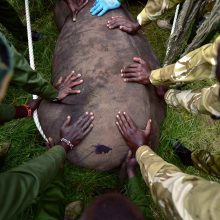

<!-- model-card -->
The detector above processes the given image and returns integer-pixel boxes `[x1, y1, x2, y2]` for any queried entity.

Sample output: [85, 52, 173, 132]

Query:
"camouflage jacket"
[136, 145, 220, 220]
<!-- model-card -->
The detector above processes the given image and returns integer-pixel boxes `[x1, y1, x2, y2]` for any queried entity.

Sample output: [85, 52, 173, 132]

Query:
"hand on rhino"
[26, 98, 42, 116]
[90, 0, 121, 16]
[64, 0, 88, 22]
[47, 112, 94, 153]
[107, 16, 141, 34]
[116, 111, 152, 155]
[55, 71, 83, 101]
[121, 57, 151, 85]
[121, 57, 168, 98]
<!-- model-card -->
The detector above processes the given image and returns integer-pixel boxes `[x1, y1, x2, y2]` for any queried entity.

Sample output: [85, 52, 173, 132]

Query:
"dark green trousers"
[0, 0, 27, 40]
[0, 146, 66, 220]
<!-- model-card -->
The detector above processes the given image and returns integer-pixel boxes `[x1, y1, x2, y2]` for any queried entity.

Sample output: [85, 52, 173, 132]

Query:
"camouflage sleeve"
[150, 35, 220, 86]
[137, 0, 184, 26]
[191, 149, 220, 178]
[136, 145, 220, 220]
[164, 83, 220, 116]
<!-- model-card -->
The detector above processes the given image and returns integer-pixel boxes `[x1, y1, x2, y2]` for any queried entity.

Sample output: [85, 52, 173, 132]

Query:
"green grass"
[1, 0, 220, 219]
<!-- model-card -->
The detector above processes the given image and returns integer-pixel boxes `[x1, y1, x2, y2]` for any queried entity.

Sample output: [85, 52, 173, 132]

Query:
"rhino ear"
[62, 115, 72, 128]
[216, 45, 220, 83]
[54, 0, 71, 31]
[144, 119, 152, 134]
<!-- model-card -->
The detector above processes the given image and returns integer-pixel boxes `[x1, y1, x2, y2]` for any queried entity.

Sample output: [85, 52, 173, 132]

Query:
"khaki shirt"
[137, 0, 185, 26]
[136, 145, 220, 220]
[150, 35, 220, 86]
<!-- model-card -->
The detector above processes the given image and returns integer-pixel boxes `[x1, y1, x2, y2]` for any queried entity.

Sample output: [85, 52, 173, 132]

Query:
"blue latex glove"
[90, 0, 121, 16]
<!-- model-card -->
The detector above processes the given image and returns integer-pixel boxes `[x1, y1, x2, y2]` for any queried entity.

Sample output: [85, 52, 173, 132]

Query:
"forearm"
[150, 36, 220, 86]
[0, 146, 66, 220]
[136, 145, 220, 220]
[137, 0, 184, 26]
[10, 44, 58, 101]
[0, 103, 35, 124]
[136, 146, 181, 188]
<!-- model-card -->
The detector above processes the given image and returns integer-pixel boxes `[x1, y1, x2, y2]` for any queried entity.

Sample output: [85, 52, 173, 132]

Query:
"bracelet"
[60, 138, 74, 150]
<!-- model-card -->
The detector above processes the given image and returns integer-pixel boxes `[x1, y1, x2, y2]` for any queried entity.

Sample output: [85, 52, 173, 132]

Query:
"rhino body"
[38, 1, 165, 171]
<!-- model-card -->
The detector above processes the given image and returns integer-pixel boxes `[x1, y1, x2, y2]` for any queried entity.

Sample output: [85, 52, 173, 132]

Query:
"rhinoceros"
[38, 0, 165, 171]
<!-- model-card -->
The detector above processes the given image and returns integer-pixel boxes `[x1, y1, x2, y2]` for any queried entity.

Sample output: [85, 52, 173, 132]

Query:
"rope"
[165, 4, 180, 58]
[171, 4, 180, 35]
[25, 0, 48, 141]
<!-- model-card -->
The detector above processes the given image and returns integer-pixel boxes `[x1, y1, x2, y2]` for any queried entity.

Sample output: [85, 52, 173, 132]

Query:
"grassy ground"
[1, 0, 220, 219]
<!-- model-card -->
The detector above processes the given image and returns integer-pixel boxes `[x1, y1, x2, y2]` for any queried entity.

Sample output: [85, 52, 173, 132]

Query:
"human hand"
[90, 0, 121, 17]
[126, 151, 138, 178]
[46, 137, 56, 149]
[64, 0, 88, 21]
[14, 98, 42, 119]
[107, 16, 140, 34]
[55, 71, 83, 101]
[116, 111, 152, 155]
[121, 57, 151, 84]
[59, 112, 94, 152]
[26, 98, 42, 115]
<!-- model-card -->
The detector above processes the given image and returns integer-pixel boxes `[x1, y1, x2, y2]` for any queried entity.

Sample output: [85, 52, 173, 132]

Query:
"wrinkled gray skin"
[38, 0, 165, 171]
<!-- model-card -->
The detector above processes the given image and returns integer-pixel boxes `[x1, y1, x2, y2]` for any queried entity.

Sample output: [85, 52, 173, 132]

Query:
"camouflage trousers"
[150, 35, 220, 116]
[150, 36, 220, 177]
[192, 149, 220, 178]
[159, 73, 220, 178]
[165, 83, 220, 116]
[150, 35, 220, 177]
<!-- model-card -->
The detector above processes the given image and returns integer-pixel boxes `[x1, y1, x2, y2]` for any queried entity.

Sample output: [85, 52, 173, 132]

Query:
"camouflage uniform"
[136, 145, 220, 220]
[149, 35, 220, 177]
[137, 0, 185, 26]
[136, 1, 220, 177]
[150, 35, 220, 116]
[191, 150, 220, 178]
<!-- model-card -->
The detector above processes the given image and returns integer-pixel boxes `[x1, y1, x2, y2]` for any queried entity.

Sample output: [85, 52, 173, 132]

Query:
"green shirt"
[0, 32, 58, 123]
[0, 146, 65, 220]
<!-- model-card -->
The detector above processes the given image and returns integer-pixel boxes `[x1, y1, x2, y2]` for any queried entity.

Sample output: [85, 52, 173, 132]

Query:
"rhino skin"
[38, 0, 165, 171]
